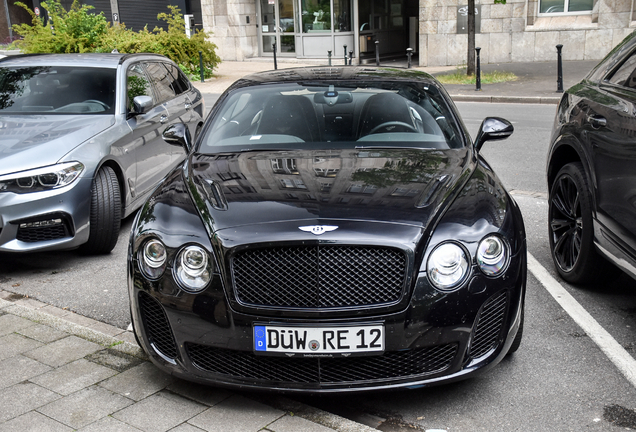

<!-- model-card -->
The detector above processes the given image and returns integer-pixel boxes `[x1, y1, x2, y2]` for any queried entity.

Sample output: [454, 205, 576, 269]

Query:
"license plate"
[254, 324, 384, 356]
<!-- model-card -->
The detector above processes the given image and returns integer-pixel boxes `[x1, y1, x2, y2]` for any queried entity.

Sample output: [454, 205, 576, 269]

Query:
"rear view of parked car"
[0, 53, 204, 254]
[547, 31, 636, 284]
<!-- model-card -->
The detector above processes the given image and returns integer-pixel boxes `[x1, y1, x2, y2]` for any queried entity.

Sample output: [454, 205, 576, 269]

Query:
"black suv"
[547, 32, 636, 284]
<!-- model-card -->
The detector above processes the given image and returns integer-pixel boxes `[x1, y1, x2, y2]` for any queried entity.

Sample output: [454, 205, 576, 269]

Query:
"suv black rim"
[550, 174, 583, 272]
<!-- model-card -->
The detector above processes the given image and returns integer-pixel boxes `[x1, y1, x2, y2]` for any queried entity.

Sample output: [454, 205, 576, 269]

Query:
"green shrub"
[11, 1, 220, 76]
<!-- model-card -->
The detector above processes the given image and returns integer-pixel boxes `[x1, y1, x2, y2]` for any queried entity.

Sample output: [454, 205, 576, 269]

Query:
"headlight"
[427, 242, 469, 290]
[0, 162, 84, 194]
[174, 245, 212, 292]
[139, 239, 167, 279]
[477, 235, 508, 276]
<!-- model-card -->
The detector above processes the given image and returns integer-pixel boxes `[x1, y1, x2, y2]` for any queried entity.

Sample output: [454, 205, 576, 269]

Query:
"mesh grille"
[186, 343, 457, 386]
[469, 290, 508, 359]
[232, 245, 407, 309]
[16, 223, 68, 243]
[139, 291, 179, 360]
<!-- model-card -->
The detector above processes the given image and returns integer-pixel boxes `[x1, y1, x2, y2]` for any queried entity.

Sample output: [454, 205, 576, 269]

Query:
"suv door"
[125, 62, 174, 202]
[586, 50, 636, 254]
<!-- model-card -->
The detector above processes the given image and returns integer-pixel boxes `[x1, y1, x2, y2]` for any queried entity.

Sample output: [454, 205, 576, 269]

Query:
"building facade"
[201, 0, 635, 65]
[2, 0, 633, 65]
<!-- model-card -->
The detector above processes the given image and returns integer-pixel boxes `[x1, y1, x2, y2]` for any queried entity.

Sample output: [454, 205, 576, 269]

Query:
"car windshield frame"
[0, 65, 117, 115]
[198, 80, 466, 154]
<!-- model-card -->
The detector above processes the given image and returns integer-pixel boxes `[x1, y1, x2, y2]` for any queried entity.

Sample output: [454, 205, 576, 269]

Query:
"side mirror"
[132, 95, 153, 115]
[163, 123, 193, 153]
[474, 117, 514, 152]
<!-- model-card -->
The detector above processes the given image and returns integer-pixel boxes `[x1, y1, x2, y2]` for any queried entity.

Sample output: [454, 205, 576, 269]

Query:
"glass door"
[259, 0, 296, 55]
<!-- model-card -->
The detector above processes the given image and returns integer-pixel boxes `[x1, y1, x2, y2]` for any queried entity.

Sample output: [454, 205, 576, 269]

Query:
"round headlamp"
[477, 235, 509, 276]
[427, 242, 469, 290]
[139, 239, 167, 279]
[174, 245, 212, 292]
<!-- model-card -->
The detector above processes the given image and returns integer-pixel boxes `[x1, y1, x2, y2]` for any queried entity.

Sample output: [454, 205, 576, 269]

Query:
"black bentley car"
[128, 67, 527, 392]
[547, 31, 636, 284]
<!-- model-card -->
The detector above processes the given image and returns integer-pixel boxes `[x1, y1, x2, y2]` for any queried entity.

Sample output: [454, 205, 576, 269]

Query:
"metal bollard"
[349, 51, 353, 66]
[328, 50, 332, 66]
[273, 42, 277, 70]
[556, 44, 564, 93]
[475, 47, 482, 91]
[406, 48, 413, 69]
[344, 45, 348, 65]
[199, 51, 204, 83]
[375, 40, 380, 66]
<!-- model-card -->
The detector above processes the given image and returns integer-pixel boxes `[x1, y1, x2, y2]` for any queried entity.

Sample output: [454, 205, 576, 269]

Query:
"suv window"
[145, 62, 177, 104]
[608, 51, 636, 90]
[164, 63, 190, 95]
[127, 63, 153, 112]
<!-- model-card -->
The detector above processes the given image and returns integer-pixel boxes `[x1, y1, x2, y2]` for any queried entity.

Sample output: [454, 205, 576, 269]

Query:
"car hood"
[187, 147, 472, 231]
[0, 115, 114, 174]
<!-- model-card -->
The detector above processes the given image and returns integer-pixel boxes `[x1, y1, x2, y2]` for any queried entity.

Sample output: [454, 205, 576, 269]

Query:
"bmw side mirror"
[132, 95, 153, 115]
[163, 123, 193, 153]
[474, 117, 514, 152]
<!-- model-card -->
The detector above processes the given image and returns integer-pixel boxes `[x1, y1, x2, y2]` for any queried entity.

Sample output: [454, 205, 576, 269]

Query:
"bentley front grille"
[138, 291, 179, 361]
[469, 290, 508, 359]
[232, 245, 407, 309]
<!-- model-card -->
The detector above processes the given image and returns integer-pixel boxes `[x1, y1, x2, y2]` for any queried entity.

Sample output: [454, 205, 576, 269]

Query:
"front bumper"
[129, 244, 526, 393]
[0, 177, 92, 252]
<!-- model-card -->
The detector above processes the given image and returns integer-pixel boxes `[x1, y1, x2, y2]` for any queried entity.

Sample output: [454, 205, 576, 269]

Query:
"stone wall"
[419, 0, 635, 66]
[202, 0, 258, 61]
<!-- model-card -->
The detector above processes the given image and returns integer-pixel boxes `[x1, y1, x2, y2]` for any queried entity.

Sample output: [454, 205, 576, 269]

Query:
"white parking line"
[528, 253, 636, 388]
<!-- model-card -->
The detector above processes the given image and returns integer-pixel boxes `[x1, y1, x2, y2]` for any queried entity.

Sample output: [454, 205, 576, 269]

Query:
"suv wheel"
[81, 166, 121, 254]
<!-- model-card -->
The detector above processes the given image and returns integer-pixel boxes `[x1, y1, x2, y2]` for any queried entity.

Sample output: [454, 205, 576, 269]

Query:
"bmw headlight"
[0, 162, 84, 194]
[477, 235, 508, 276]
[139, 239, 167, 279]
[174, 245, 212, 292]
[427, 242, 469, 290]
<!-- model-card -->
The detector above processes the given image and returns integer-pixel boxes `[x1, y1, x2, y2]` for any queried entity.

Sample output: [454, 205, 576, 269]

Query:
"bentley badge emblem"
[299, 225, 338, 235]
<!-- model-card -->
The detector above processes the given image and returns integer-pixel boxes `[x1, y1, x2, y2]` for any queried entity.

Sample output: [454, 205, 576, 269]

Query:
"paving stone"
[16, 323, 67, 343]
[113, 391, 207, 432]
[188, 395, 285, 432]
[0, 382, 60, 422]
[37, 386, 133, 429]
[30, 359, 117, 395]
[76, 416, 144, 431]
[0, 314, 36, 336]
[85, 348, 144, 373]
[0, 411, 73, 432]
[99, 362, 174, 401]
[167, 379, 232, 407]
[0, 355, 52, 390]
[268, 414, 336, 432]
[0, 333, 43, 360]
[167, 423, 206, 432]
[24, 335, 103, 367]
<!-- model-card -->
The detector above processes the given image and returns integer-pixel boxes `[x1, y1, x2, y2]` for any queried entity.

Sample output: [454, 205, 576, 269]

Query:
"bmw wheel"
[81, 166, 121, 254]
[548, 162, 610, 284]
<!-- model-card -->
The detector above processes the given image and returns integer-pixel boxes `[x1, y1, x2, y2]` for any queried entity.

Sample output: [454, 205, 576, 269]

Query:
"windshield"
[199, 81, 465, 153]
[0, 66, 116, 114]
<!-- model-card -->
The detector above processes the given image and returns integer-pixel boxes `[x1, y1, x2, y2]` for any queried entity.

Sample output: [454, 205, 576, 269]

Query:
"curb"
[450, 94, 561, 104]
[0, 290, 375, 432]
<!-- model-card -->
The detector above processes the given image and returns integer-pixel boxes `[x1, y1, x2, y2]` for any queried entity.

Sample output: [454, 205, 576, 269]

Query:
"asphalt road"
[1, 102, 635, 431]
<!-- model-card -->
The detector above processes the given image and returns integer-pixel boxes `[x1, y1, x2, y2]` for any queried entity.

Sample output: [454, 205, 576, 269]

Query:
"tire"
[507, 305, 523, 355]
[548, 162, 612, 284]
[80, 166, 121, 254]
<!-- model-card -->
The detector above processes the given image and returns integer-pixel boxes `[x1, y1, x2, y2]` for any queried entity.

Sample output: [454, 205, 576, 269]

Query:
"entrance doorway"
[259, 0, 296, 56]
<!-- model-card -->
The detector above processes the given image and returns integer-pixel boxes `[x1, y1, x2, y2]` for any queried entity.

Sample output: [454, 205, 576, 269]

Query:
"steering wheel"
[83, 100, 110, 110]
[368, 121, 417, 135]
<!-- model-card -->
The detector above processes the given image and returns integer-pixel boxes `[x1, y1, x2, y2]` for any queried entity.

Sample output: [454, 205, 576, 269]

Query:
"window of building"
[539, 0, 593, 14]
[301, 0, 351, 32]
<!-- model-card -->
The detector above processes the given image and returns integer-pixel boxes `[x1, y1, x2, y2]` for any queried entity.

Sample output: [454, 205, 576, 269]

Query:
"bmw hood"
[187, 148, 472, 231]
[0, 115, 115, 174]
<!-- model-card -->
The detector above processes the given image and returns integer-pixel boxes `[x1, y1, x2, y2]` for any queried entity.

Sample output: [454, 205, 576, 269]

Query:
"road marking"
[528, 253, 636, 388]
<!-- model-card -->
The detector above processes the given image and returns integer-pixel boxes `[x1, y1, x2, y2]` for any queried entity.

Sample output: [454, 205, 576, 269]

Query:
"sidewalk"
[192, 57, 600, 105]
[0, 290, 376, 432]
